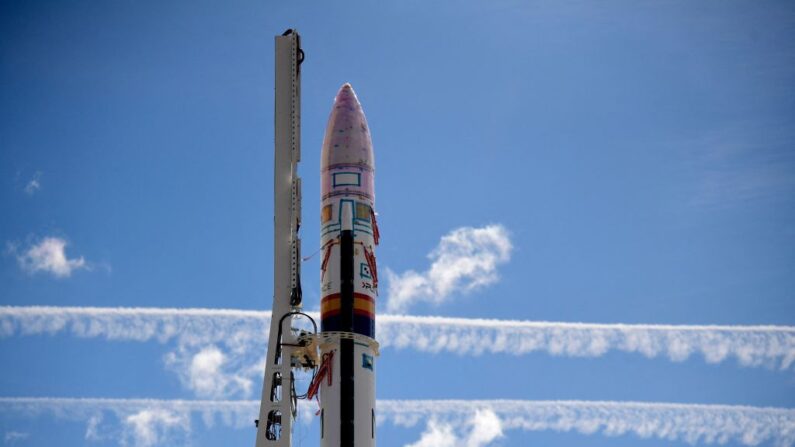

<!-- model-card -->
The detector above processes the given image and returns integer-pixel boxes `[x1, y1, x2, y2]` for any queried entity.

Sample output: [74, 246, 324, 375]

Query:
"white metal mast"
[255, 29, 305, 447]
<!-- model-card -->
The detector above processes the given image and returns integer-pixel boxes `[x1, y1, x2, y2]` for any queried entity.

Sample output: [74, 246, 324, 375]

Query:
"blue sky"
[1, 1, 794, 446]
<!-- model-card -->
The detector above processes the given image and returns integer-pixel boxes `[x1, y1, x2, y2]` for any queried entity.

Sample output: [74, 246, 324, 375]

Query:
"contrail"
[2, 306, 794, 369]
[381, 400, 795, 446]
[1, 397, 793, 446]
[0, 306, 270, 346]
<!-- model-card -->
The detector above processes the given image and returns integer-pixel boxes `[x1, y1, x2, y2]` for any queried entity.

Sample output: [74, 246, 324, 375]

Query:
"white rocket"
[315, 83, 379, 446]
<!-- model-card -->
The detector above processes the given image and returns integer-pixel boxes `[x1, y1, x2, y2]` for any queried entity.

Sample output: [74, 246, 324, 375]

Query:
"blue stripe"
[322, 315, 375, 339]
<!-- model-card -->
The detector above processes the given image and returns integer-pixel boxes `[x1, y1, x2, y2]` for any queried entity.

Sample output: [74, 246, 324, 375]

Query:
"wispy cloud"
[379, 315, 795, 369]
[685, 123, 795, 209]
[0, 306, 269, 343]
[1, 397, 793, 447]
[0, 306, 269, 399]
[386, 225, 512, 313]
[122, 408, 188, 447]
[85, 414, 103, 441]
[23, 171, 42, 196]
[1, 305, 793, 394]
[3, 431, 29, 444]
[8, 237, 88, 278]
[383, 399, 795, 447]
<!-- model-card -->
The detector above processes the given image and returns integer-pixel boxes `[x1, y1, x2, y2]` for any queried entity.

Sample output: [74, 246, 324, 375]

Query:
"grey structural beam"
[255, 29, 303, 447]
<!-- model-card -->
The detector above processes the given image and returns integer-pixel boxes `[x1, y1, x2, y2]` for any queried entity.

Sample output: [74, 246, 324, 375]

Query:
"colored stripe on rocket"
[321, 293, 375, 319]
[321, 315, 375, 338]
[321, 293, 376, 338]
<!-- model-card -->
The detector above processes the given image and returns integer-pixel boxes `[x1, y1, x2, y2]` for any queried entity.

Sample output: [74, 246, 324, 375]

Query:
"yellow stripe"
[321, 296, 341, 315]
[354, 297, 375, 314]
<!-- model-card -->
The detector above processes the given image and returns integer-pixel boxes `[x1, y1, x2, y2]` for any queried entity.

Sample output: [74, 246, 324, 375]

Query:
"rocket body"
[319, 84, 379, 446]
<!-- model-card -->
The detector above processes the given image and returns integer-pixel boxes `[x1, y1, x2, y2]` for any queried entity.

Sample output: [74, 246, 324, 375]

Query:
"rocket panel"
[319, 340, 376, 447]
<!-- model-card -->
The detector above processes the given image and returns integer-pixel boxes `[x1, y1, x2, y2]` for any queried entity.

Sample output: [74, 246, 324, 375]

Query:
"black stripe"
[340, 231, 354, 332]
[340, 230, 355, 446]
[340, 338, 354, 445]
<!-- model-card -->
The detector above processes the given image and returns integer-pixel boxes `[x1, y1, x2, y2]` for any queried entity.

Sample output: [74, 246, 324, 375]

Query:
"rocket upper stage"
[321, 84, 375, 207]
[319, 83, 379, 339]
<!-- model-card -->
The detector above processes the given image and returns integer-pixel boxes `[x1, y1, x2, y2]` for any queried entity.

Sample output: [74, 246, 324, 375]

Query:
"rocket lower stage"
[317, 83, 379, 447]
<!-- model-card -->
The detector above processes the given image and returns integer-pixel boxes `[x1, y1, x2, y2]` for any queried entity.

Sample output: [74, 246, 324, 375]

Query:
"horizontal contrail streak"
[2, 306, 794, 368]
[1, 397, 793, 446]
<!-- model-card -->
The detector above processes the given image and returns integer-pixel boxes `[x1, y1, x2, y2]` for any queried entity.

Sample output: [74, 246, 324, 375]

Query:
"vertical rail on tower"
[255, 29, 303, 447]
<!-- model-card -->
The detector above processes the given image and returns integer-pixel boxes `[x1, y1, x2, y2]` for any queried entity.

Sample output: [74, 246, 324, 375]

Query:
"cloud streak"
[2, 306, 793, 372]
[385, 225, 512, 313]
[0, 306, 271, 399]
[384, 399, 795, 447]
[3, 431, 29, 444]
[1, 397, 793, 447]
[379, 314, 795, 369]
[685, 123, 795, 209]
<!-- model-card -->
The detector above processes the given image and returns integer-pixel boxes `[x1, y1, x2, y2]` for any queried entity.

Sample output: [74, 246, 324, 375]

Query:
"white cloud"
[12, 237, 88, 278]
[386, 225, 512, 313]
[188, 346, 227, 396]
[122, 408, 188, 447]
[405, 418, 457, 447]
[85, 414, 103, 441]
[466, 409, 503, 447]
[1, 397, 793, 447]
[3, 431, 29, 444]
[165, 345, 253, 399]
[406, 409, 503, 447]
[23, 172, 41, 196]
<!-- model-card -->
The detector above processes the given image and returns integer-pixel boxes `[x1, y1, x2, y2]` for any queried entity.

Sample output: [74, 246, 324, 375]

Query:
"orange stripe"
[354, 293, 375, 304]
[321, 293, 341, 302]
[354, 298, 375, 315]
[321, 296, 340, 316]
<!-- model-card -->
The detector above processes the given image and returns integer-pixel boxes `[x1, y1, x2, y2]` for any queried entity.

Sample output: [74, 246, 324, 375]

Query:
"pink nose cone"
[321, 83, 374, 171]
[334, 82, 356, 105]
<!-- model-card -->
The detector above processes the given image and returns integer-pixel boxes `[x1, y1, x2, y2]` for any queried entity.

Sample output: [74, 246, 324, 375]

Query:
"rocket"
[315, 83, 379, 446]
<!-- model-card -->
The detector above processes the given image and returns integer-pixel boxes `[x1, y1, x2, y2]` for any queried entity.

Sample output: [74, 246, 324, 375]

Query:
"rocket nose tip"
[335, 83, 359, 104]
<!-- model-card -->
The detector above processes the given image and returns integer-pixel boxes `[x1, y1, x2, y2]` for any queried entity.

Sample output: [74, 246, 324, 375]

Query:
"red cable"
[306, 350, 334, 402]
[320, 240, 335, 280]
[370, 210, 380, 245]
[364, 248, 378, 290]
